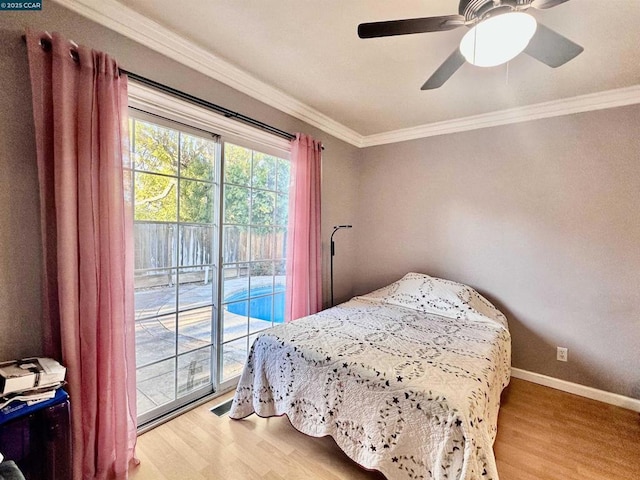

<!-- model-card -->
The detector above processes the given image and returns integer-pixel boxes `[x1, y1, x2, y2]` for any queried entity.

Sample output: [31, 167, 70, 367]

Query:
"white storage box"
[0, 358, 66, 396]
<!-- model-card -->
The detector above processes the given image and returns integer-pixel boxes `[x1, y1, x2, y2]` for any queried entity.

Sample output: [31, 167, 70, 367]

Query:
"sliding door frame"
[128, 81, 292, 425]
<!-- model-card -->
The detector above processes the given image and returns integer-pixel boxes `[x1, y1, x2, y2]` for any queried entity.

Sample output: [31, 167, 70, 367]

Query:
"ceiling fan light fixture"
[459, 12, 538, 67]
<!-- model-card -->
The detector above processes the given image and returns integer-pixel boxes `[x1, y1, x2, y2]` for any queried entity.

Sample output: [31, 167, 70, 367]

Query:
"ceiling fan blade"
[421, 49, 466, 90]
[531, 0, 570, 9]
[358, 15, 465, 38]
[524, 23, 584, 68]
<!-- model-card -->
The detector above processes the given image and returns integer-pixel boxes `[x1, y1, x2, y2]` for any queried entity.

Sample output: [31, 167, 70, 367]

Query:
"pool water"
[225, 285, 285, 323]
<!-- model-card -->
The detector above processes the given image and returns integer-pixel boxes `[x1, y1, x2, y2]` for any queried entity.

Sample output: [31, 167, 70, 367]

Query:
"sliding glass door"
[220, 143, 290, 388]
[129, 109, 290, 424]
[130, 112, 221, 424]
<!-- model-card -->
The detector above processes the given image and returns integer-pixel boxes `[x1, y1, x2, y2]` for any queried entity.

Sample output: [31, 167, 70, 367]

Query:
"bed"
[229, 272, 511, 480]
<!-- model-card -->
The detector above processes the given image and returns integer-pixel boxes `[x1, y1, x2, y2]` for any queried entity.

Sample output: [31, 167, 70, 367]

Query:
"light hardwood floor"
[130, 378, 640, 479]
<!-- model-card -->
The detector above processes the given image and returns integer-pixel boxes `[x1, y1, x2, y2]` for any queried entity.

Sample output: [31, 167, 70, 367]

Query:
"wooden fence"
[134, 222, 287, 288]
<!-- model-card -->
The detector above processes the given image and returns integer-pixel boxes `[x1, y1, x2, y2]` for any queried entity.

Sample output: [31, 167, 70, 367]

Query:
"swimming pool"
[225, 285, 285, 323]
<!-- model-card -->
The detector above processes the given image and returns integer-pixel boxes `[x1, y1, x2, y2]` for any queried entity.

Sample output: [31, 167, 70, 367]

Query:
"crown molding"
[362, 84, 640, 147]
[51, 0, 364, 147]
[52, 1, 640, 150]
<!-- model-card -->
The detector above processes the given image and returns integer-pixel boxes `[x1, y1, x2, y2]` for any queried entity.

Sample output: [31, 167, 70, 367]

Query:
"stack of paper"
[0, 358, 66, 396]
[0, 387, 58, 410]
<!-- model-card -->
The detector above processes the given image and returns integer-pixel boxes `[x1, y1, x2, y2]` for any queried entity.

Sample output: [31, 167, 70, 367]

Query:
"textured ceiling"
[118, 0, 640, 136]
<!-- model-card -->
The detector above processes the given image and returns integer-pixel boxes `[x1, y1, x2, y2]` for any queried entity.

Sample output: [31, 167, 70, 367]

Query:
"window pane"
[276, 158, 290, 192]
[135, 269, 177, 321]
[224, 185, 250, 225]
[251, 227, 274, 261]
[135, 223, 177, 270]
[273, 263, 286, 324]
[275, 192, 288, 226]
[250, 263, 274, 295]
[179, 225, 213, 267]
[223, 264, 249, 301]
[273, 288, 285, 325]
[180, 179, 214, 224]
[222, 225, 249, 264]
[251, 190, 275, 226]
[222, 302, 248, 343]
[249, 313, 274, 334]
[177, 348, 211, 398]
[274, 228, 287, 260]
[178, 307, 212, 354]
[137, 358, 175, 416]
[135, 172, 177, 221]
[178, 268, 214, 311]
[222, 337, 247, 381]
[275, 260, 286, 277]
[248, 294, 275, 332]
[224, 143, 251, 186]
[134, 120, 178, 175]
[252, 152, 276, 190]
[135, 314, 176, 366]
[180, 133, 216, 181]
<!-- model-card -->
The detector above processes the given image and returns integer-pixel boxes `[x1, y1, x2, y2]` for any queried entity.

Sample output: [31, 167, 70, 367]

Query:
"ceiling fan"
[358, 0, 583, 90]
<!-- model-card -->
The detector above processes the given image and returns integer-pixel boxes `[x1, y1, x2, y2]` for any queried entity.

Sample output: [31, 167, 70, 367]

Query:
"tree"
[131, 119, 290, 268]
[133, 120, 216, 224]
[223, 143, 289, 228]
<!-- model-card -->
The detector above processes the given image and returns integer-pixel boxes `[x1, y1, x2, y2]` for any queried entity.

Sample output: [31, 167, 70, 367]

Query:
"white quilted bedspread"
[229, 273, 511, 480]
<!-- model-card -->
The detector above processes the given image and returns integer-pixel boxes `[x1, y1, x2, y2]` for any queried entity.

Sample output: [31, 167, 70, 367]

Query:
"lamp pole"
[330, 225, 352, 307]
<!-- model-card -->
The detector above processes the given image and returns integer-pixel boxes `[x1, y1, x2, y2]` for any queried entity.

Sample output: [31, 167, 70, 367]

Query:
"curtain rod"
[123, 71, 298, 142]
[22, 34, 305, 144]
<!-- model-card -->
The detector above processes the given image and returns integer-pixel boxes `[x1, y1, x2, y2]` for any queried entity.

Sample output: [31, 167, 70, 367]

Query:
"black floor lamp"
[330, 225, 352, 307]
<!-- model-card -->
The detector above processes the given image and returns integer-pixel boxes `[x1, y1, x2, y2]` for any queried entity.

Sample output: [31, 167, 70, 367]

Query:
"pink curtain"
[285, 133, 322, 321]
[27, 30, 137, 479]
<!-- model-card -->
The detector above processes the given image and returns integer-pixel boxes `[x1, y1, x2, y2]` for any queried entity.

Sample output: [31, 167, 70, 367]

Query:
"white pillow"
[358, 272, 508, 328]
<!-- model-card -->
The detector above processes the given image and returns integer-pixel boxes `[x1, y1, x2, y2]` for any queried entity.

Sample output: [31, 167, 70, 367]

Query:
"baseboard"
[511, 368, 640, 413]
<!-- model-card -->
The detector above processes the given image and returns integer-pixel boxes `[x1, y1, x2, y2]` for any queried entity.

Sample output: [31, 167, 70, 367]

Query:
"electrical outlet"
[557, 347, 568, 362]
